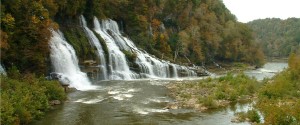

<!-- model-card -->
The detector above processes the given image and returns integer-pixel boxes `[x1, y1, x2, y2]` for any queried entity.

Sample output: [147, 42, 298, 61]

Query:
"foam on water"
[49, 30, 96, 91]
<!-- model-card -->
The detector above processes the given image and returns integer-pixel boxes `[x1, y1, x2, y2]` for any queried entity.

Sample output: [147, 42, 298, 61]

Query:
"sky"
[222, 0, 300, 23]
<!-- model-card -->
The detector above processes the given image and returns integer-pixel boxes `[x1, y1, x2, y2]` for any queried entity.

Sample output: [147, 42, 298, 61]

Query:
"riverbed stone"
[231, 116, 242, 123]
[166, 103, 179, 109]
[50, 100, 61, 105]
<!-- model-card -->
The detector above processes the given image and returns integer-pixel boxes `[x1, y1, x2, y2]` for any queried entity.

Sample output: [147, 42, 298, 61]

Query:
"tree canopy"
[247, 18, 300, 57]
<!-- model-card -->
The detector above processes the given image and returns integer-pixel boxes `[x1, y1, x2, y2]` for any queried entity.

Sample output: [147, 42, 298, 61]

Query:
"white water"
[171, 64, 178, 78]
[49, 30, 95, 90]
[49, 16, 200, 83]
[80, 16, 108, 80]
[0, 63, 6, 76]
[92, 17, 197, 80]
[94, 18, 140, 80]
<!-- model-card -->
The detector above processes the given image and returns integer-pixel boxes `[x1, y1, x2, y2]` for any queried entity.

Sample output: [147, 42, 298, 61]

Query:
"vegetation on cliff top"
[91, 0, 265, 66]
[1, 0, 56, 75]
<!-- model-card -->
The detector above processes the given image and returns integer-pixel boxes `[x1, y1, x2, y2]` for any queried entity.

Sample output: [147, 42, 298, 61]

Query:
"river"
[34, 62, 287, 125]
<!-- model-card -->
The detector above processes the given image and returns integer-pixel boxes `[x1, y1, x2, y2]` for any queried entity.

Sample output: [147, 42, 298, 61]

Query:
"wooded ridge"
[1, 0, 264, 75]
[247, 18, 300, 57]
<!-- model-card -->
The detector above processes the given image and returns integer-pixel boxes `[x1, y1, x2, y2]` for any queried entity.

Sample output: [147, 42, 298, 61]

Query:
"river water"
[244, 62, 288, 81]
[34, 62, 287, 125]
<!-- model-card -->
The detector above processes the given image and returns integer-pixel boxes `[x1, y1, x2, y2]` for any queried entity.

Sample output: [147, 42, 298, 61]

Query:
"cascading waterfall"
[49, 29, 95, 90]
[50, 16, 199, 82]
[93, 18, 138, 80]
[102, 20, 130, 51]
[124, 37, 177, 78]
[80, 16, 108, 80]
[92, 17, 197, 79]
[171, 64, 178, 78]
[0, 63, 6, 76]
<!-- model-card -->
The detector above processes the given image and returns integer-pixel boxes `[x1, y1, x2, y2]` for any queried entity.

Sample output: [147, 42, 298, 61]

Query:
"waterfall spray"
[49, 29, 96, 90]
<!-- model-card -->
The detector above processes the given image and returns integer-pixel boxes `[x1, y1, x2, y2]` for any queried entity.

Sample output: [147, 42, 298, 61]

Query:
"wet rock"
[217, 100, 230, 107]
[187, 98, 197, 107]
[50, 100, 61, 105]
[199, 106, 208, 111]
[231, 116, 242, 123]
[166, 103, 179, 109]
[129, 62, 140, 73]
[245, 118, 250, 122]
[195, 104, 208, 111]
[83, 60, 98, 66]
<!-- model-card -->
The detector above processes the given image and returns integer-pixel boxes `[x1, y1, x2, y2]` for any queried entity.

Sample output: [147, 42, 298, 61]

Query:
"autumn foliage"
[1, 0, 265, 75]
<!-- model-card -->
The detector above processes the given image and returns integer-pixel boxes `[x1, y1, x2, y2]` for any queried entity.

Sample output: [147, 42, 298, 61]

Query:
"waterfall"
[93, 18, 138, 80]
[101, 20, 131, 51]
[91, 16, 198, 79]
[49, 30, 95, 90]
[0, 63, 6, 76]
[171, 64, 178, 78]
[80, 16, 108, 80]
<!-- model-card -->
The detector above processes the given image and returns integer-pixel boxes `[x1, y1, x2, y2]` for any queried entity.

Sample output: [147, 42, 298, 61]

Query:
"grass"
[167, 73, 260, 110]
[235, 110, 261, 123]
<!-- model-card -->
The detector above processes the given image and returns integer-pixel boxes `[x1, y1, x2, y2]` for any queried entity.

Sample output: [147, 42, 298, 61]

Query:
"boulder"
[49, 100, 61, 105]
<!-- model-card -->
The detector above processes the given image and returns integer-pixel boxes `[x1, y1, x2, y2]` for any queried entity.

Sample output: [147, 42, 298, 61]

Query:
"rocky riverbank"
[206, 62, 257, 75]
[165, 73, 259, 111]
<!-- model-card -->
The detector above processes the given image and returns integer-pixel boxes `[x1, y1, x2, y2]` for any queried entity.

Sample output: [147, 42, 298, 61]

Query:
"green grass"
[235, 110, 261, 123]
[168, 73, 260, 110]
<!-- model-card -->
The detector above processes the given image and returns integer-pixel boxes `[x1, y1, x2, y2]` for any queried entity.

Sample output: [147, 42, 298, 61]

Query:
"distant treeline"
[247, 18, 300, 57]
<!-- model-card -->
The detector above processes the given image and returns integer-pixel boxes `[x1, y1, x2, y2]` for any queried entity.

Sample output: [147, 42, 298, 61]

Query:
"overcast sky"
[222, 0, 300, 23]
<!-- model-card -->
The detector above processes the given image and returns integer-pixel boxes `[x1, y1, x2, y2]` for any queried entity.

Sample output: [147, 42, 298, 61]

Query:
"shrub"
[235, 110, 261, 123]
[247, 110, 261, 123]
[215, 73, 259, 101]
[200, 96, 218, 109]
[0, 74, 66, 125]
[255, 53, 300, 124]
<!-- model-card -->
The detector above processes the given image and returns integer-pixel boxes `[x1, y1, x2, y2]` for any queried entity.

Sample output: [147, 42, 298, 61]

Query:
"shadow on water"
[34, 62, 287, 125]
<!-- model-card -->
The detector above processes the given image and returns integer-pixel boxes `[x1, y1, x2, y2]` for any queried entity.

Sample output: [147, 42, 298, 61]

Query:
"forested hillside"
[247, 18, 300, 57]
[1, 0, 264, 75]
